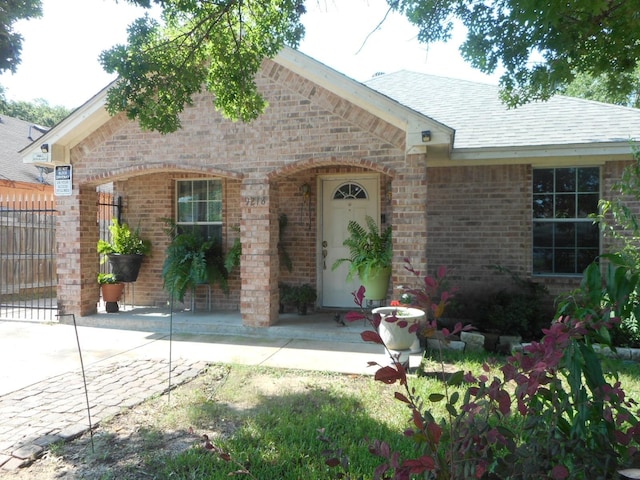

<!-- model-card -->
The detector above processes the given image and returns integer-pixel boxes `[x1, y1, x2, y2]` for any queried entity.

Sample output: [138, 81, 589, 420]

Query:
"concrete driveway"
[1, 318, 429, 470]
[0, 319, 401, 396]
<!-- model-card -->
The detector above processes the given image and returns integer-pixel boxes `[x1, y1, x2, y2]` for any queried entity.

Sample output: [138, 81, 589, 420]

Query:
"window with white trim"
[176, 179, 222, 241]
[532, 167, 600, 275]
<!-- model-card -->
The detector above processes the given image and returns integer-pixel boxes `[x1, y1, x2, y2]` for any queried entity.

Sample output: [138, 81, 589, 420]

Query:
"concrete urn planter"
[373, 306, 425, 351]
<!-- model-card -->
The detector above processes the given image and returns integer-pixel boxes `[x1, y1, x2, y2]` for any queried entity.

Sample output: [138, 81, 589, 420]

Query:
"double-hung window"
[176, 179, 223, 241]
[532, 167, 600, 275]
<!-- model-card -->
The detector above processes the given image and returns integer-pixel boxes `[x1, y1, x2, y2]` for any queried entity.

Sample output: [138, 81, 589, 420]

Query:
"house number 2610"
[246, 196, 266, 206]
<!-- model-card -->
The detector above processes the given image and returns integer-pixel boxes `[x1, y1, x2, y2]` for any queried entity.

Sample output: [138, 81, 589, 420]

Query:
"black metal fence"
[0, 192, 122, 322]
[0, 194, 57, 322]
[98, 192, 122, 276]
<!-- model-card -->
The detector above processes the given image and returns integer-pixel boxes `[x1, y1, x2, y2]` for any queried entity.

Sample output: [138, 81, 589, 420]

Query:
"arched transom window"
[333, 182, 368, 200]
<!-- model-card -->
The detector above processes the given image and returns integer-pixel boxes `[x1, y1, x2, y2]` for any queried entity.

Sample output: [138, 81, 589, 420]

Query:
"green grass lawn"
[147, 364, 417, 479]
[129, 348, 638, 479]
[51, 348, 639, 480]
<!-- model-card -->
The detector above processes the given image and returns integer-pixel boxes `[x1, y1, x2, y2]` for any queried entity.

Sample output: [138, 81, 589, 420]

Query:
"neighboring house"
[0, 115, 55, 309]
[0, 115, 52, 200]
[19, 47, 640, 327]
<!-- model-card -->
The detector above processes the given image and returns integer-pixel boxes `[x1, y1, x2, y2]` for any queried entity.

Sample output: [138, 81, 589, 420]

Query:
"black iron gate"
[98, 193, 122, 275]
[0, 194, 57, 322]
[0, 192, 122, 322]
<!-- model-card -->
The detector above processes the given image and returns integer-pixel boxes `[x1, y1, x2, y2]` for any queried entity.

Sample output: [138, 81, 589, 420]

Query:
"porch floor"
[71, 303, 372, 345]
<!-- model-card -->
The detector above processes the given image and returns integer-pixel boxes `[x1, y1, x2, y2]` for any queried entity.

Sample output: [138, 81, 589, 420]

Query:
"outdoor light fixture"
[421, 130, 431, 142]
[40, 143, 49, 153]
[300, 183, 312, 230]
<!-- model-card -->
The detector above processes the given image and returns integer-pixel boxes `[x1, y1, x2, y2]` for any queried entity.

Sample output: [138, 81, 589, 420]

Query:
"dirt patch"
[2, 365, 373, 479]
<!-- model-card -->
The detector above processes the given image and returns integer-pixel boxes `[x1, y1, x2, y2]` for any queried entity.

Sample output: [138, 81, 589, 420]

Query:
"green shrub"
[475, 266, 551, 340]
[280, 283, 317, 314]
[335, 264, 640, 480]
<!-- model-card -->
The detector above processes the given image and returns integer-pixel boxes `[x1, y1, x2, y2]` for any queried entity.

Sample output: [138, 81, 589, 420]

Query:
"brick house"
[19, 47, 640, 327]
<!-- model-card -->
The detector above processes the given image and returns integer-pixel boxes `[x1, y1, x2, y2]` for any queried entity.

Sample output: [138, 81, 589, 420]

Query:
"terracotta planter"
[101, 283, 124, 313]
[101, 283, 124, 302]
[373, 306, 425, 351]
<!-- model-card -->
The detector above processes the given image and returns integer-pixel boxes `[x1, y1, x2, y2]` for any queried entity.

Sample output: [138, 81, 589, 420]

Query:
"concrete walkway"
[0, 316, 422, 471]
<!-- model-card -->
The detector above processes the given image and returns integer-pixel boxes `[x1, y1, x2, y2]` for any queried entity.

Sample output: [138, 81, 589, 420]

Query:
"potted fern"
[97, 218, 151, 282]
[331, 215, 392, 301]
[161, 220, 240, 308]
[162, 232, 229, 304]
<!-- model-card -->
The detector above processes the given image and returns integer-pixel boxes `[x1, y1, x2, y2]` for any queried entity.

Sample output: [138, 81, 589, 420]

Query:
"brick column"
[240, 178, 279, 326]
[393, 152, 428, 287]
[56, 185, 100, 318]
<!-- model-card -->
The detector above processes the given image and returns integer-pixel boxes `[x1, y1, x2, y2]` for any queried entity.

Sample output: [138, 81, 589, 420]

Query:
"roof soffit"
[20, 82, 114, 165]
[450, 141, 633, 164]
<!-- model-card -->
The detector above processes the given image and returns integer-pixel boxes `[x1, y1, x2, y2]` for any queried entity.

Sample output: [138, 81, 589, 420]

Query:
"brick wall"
[55, 184, 100, 317]
[424, 160, 640, 319]
[601, 160, 636, 256]
[57, 57, 635, 325]
[427, 164, 533, 294]
[423, 162, 568, 319]
[392, 153, 428, 288]
[58, 62, 409, 323]
[105, 173, 244, 311]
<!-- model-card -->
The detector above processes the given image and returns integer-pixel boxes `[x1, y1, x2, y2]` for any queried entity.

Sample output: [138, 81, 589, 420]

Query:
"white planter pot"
[373, 306, 425, 351]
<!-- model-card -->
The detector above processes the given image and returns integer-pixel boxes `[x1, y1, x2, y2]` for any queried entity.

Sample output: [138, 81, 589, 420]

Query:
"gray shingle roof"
[0, 115, 48, 184]
[364, 70, 640, 150]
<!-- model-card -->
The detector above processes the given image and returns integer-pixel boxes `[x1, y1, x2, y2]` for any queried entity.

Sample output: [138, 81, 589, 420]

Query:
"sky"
[0, 0, 501, 110]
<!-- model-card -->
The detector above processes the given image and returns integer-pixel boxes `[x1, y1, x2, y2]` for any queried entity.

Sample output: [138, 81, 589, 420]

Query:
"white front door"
[320, 175, 380, 308]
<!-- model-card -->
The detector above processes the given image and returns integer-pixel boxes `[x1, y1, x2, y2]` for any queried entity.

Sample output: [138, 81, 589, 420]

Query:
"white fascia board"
[450, 141, 639, 162]
[275, 47, 454, 150]
[20, 83, 113, 165]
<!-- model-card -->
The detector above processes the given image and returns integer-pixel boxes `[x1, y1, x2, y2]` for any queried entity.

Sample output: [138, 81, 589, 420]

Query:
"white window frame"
[175, 178, 223, 241]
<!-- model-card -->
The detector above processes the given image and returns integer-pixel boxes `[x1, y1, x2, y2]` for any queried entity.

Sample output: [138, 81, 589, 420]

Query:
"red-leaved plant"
[322, 259, 640, 480]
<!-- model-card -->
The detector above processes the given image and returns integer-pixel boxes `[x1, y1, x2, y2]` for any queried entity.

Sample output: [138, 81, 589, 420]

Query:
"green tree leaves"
[0, 87, 70, 126]
[5, 0, 640, 135]
[0, 0, 42, 74]
[100, 0, 305, 133]
[390, 0, 640, 107]
[563, 66, 640, 108]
